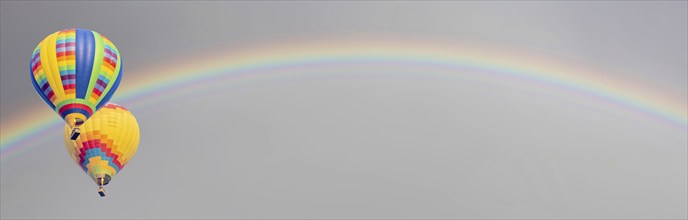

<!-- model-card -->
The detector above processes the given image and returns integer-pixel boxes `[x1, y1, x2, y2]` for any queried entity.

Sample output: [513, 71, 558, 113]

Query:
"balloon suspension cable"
[98, 178, 105, 197]
[97, 177, 106, 197]
[95, 174, 111, 197]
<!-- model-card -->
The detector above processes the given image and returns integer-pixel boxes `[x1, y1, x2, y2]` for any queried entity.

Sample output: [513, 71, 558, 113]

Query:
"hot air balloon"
[64, 103, 139, 197]
[31, 28, 122, 140]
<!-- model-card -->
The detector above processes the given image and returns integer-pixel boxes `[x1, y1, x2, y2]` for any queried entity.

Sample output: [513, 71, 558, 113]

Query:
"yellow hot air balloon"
[64, 103, 139, 197]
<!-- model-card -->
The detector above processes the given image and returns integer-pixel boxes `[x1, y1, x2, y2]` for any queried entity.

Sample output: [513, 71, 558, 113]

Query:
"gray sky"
[1, 1, 686, 219]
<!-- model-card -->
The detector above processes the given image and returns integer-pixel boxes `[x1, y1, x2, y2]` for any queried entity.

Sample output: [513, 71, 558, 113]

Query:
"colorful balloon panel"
[31, 28, 122, 127]
[63, 103, 139, 182]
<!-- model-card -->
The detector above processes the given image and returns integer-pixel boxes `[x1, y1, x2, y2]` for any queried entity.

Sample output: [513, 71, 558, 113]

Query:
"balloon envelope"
[63, 103, 139, 186]
[31, 28, 122, 128]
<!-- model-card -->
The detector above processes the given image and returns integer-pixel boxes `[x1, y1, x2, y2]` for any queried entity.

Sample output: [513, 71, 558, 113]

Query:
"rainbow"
[2, 35, 686, 160]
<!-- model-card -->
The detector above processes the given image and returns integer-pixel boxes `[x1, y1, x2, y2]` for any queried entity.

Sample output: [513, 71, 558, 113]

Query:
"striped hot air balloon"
[63, 103, 139, 197]
[30, 28, 122, 139]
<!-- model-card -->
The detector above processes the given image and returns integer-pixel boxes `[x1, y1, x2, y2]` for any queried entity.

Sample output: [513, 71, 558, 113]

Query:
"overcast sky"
[1, 1, 686, 219]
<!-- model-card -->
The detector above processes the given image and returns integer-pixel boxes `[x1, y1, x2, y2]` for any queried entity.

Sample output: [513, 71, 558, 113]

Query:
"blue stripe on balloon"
[103, 50, 115, 59]
[96, 61, 122, 109]
[98, 74, 111, 83]
[94, 83, 105, 91]
[40, 81, 52, 96]
[75, 29, 95, 99]
[81, 148, 120, 173]
[60, 107, 91, 119]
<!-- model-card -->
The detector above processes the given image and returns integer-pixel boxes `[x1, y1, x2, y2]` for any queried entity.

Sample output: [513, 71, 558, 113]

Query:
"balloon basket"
[98, 187, 106, 197]
[70, 128, 81, 140]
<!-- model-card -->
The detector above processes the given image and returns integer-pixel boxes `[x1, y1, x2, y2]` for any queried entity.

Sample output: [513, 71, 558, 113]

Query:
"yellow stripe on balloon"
[39, 31, 65, 103]
[85, 156, 117, 178]
[57, 30, 77, 99]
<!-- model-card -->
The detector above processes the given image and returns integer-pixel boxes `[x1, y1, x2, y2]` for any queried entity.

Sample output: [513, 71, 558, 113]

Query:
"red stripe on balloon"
[61, 75, 76, 80]
[92, 89, 103, 96]
[102, 103, 127, 110]
[58, 103, 93, 116]
[96, 79, 107, 88]
[104, 49, 116, 59]
[77, 139, 123, 170]
[32, 61, 41, 72]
